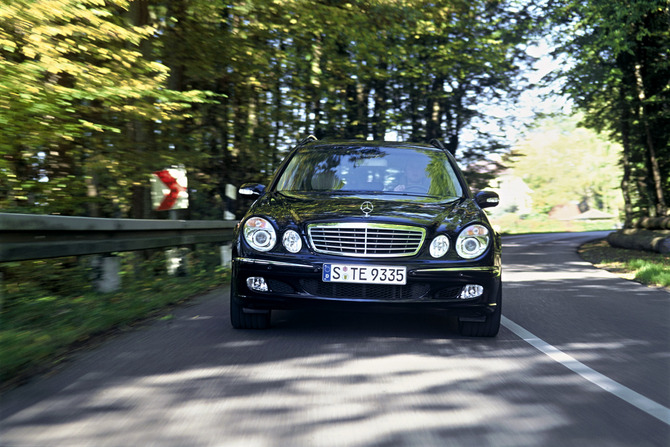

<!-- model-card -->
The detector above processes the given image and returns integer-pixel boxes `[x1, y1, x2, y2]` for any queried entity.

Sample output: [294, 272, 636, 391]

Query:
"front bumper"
[232, 256, 501, 318]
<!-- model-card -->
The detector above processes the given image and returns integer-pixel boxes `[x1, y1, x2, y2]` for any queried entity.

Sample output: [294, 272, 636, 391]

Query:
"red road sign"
[152, 169, 188, 211]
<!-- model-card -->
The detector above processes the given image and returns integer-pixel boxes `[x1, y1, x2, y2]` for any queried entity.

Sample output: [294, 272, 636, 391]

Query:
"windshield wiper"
[384, 192, 441, 199]
[329, 190, 444, 199]
[325, 190, 384, 195]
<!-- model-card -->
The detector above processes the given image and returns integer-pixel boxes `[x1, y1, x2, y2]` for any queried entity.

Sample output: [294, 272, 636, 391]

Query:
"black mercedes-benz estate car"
[231, 138, 502, 336]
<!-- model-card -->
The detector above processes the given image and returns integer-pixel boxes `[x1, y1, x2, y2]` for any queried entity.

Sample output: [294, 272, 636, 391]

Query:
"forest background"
[1, 0, 667, 223]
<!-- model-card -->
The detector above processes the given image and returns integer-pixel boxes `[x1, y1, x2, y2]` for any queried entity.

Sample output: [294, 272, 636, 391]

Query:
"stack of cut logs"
[607, 217, 670, 254]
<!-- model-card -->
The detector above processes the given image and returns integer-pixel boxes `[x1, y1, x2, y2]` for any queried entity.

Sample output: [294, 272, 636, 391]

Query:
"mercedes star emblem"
[360, 201, 374, 217]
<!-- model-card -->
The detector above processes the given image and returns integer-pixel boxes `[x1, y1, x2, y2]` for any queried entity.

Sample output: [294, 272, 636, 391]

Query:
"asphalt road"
[1, 231, 669, 446]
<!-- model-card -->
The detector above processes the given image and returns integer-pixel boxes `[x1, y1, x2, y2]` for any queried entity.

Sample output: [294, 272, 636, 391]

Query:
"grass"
[0, 249, 230, 391]
[578, 239, 670, 289]
[490, 212, 618, 235]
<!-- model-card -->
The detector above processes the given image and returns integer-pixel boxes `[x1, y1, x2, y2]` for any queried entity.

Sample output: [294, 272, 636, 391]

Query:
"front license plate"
[322, 264, 407, 285]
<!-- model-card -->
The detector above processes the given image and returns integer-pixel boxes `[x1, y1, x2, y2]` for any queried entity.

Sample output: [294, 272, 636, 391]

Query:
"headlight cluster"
[244, 217, 276, 252]
[430, 224, 490, 259]
[282, 229, 302, 253]
[456, 224, 490, 259]
[429, 235, 450, 258]
[244, 217, 303, 253]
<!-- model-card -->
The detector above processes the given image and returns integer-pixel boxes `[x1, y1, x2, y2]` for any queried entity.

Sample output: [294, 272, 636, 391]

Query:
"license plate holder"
[322, 264, 407, 285]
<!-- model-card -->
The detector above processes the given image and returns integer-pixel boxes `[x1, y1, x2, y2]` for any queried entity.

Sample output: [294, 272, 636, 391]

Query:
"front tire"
[458, 285, 501, 337]
[230, 287, 271, 329]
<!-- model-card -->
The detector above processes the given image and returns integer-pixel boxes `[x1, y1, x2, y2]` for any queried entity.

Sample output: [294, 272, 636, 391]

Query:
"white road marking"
[502, 315, 670, 426]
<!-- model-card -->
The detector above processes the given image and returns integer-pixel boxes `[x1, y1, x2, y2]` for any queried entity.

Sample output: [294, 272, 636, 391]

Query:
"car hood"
[247, 191, 484, 230]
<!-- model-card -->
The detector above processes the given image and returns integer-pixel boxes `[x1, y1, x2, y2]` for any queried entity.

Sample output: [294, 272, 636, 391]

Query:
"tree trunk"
[409, 87, 422, 141]
[425, 77, 444, 141]
[371, 73, 387, 140]
[619, 86, 635, 228]
[272, 44, 283, 170]
[620, 133, 635, 228]
[634, 63, 667, 216]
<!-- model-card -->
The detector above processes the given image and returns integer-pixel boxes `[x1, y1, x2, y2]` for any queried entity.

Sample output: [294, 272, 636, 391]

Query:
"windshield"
[274, 145, 463, 200]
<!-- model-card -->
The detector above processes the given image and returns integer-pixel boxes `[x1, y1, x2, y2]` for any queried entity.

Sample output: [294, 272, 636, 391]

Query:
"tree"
[548, 0, 669, 224]
[1, 0, 542, 218]
[0, 0, 211, 215]
[158, 0, 543, 208]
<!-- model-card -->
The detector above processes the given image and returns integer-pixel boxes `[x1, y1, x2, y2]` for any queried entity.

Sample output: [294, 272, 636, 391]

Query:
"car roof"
[300, 140, 441, 151]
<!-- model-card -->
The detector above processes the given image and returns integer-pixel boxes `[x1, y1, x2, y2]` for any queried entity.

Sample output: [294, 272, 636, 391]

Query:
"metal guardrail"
[0, 213, 238, 262]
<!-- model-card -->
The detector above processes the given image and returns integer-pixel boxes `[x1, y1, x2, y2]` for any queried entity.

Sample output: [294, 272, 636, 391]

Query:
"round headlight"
[243, 217, 276, 252]
[456, 224, 490, 259]
[282, 229, 302, 253]
[429, 234, 450, 258]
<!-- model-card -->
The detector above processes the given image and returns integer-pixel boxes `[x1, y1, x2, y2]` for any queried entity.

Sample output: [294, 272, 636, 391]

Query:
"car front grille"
[307, 223, 425, 257]
[299, 279, 430, 301]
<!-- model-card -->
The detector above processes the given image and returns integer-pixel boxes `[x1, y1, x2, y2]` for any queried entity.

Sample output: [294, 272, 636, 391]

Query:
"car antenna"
[429, 139, 455, 155]
[296, 135, 318, 147]
[429, 139, 446, 150]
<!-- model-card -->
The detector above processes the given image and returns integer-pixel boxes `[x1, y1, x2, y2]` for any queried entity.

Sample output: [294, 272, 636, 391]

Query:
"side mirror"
[238, 183, 266, 199]
[475, 191, 499, 209]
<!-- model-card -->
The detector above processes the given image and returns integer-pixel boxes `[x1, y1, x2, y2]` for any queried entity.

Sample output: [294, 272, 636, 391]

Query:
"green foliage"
[1, 0, 542, 218]
[547, 0, 670, 222]
[0, 247, 230, 387]
[629, 259, 670, 287]
[580, 239, 670, 289]
[0, 0, 213, 216]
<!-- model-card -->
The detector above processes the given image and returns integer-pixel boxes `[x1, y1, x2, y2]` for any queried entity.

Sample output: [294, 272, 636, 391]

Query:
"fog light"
[460, 284, 483, 299]
[247, 277, 268, 292]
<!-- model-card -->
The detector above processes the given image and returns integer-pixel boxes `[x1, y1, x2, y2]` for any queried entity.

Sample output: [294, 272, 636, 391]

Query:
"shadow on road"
[2, 233, 669, 446]
[2, 278, 668, 446]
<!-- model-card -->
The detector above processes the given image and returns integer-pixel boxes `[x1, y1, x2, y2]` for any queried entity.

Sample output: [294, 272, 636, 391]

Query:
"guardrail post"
[221, 242, 232, 267]
[224, 184, 236, 220]
[166, 247, 189, 276]
[92, 255, 121, 293]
